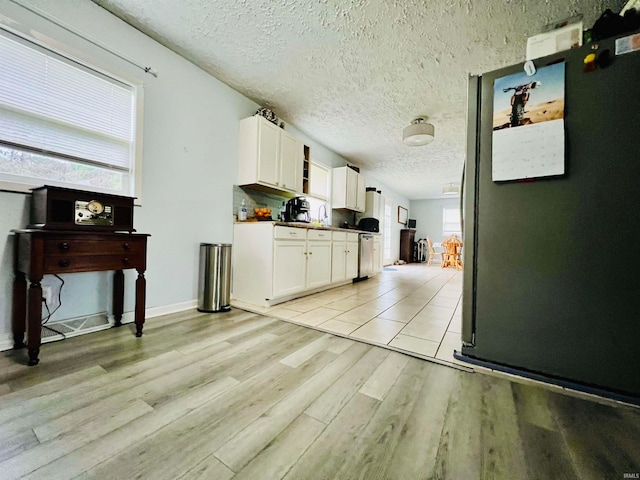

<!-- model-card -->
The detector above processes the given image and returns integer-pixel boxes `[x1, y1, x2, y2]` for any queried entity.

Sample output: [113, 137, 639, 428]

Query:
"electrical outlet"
[42, 286, 53, 305]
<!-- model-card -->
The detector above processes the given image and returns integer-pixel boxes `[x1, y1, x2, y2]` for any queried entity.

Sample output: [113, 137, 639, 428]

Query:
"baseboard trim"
[115, 300, 198, 325]
[0, 332, 13, 352]
[1, 300, 198, 351]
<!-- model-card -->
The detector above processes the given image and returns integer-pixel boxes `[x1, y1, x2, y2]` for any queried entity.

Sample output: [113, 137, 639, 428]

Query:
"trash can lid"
[200, 243, 232, 247]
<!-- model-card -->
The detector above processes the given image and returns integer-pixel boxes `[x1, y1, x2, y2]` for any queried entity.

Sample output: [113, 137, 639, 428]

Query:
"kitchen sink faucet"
[318, 204, 328, 226]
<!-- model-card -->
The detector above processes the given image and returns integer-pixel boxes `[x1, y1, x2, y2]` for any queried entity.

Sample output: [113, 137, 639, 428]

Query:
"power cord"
[41, 274, 66, 340]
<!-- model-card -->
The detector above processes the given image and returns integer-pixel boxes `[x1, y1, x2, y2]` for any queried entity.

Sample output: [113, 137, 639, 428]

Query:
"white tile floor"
[232, 263, 469, 369]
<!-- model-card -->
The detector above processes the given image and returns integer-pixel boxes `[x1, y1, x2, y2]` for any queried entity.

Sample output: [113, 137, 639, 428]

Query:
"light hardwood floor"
[1, 308, 639, 479]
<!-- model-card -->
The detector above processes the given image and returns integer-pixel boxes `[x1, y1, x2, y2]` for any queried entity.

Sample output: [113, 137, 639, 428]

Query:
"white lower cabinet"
[307, 240, 332, 288]
[273, 239, 307, 297]
[346, 239, 359, 278]
[373, 236, 382, 273]
[333, 232, 359, 283]
[233, 223, 340, 306]
[331, 241, 347, 283]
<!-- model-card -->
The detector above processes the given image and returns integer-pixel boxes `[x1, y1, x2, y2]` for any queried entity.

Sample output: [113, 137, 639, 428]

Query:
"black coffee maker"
[285, 197, 310, 222]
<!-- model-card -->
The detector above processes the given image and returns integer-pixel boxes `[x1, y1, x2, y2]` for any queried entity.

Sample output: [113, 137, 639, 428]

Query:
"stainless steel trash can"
[197, 243, 232, 312]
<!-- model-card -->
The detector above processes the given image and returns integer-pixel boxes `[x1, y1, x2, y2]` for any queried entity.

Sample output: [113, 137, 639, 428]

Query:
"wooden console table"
[11, 229, 150, 366]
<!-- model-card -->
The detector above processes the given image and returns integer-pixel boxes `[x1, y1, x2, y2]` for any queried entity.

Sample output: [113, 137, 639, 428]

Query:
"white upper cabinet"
[332, 166, 365, 212]
[362, 191, 384, 220]
[356, 175, 366, 212]
[309, 162, 330, 200]
[238, 115, 302, 195]
[279, 129, 303, 193]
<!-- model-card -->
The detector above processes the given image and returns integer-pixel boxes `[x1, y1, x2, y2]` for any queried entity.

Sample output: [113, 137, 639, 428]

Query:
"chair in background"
[426, 237, 437, 266]
[441, 234, 463, 269]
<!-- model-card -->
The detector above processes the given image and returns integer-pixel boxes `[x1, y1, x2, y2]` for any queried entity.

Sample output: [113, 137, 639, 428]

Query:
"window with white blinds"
[0, 30, 139, 196]
[443, 206, 462, 236]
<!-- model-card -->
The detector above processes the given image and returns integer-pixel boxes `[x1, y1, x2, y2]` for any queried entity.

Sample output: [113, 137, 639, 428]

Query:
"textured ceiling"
[93, 0, 622, 199]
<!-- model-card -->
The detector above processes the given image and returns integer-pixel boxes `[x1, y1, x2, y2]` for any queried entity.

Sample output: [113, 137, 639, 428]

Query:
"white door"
[257, 118, 280, 187]
[331, 241, 346, 283]
[279, 130, 301, 192]
[307, 240, 332, 288]
[273, 240, 306, 297]
[346, 240, 359, 279]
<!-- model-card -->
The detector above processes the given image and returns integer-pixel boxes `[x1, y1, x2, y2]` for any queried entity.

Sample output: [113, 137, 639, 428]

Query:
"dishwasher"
[358, 233, 374, 279]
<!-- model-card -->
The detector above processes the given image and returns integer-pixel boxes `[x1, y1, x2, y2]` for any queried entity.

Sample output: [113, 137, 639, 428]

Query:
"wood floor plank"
[431, 371, 484, 479]
[177, 455, 235, 480]
[358, 351, 410, 401]
[0, 429, 39, 463]
[519, 422, 580, 480]
[305, 346, 388, 424]
[326, 336, 355, 354]
[279, 333, 334, 368]
[29, 375, 241, 480]
[233, 413, 326, 480]
[0, 365, 105, 411]
[0, 383, 12, 396]
[0, 304, 637, 480]
[476, 375, 530, 479]
[282, 393, 381, 479]
[80, 350, 339, 479]
[550, 394, 640, 478]
[510, 382, 557, 430]
[383, 364, 461, 479]
[325, 357, 429, 480]
[175, 314, 277, 355]
[215, 342, 369, 471]
[0, 351, 181, 425]
[1, 399, 153, 479]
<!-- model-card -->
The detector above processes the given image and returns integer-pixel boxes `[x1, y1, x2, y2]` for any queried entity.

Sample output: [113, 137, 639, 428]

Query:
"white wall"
[0, 0, 409, 343]
[409, 197, 460, 243]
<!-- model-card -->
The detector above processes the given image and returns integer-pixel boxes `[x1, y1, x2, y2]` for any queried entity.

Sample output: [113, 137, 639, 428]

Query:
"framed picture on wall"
[398, 206, 408, 224]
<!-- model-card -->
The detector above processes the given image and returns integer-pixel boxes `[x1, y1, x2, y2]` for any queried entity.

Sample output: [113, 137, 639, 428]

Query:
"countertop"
[235, 220, 380, 235]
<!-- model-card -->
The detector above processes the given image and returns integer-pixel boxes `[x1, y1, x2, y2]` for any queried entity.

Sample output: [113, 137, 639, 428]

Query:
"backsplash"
[233, 186, 331, 224]
[233, 186, 286, 220]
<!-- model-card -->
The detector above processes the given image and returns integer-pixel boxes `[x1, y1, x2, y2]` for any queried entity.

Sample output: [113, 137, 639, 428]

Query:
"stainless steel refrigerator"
[460, 31, 640, 400]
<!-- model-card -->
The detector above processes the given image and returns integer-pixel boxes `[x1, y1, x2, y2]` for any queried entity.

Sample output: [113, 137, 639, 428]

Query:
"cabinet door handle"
[123, 243, 130, 250]
[123, 257, 130, 266]
[308, 251, 313, 255]
[59, 242, 69, 251]
[58, 259, 70, 267]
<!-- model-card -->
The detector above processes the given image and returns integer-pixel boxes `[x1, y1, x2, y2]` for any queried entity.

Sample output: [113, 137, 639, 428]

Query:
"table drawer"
[43, 252, 145, 274]
[44, 237, 145, 256]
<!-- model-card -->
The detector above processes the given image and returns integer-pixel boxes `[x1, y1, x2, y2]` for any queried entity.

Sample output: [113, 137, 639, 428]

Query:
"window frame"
[443, 205, 462, 236]
[0, 26, 144, 202]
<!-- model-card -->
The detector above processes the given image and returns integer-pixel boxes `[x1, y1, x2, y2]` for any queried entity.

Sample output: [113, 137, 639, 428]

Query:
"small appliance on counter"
[284, 197, 310, 223]
[357, 217, 379, 232]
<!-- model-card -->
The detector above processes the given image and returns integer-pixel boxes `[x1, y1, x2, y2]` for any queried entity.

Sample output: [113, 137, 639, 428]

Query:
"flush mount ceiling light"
[443, 183, 460, 195]
[403, 117, 435, 146]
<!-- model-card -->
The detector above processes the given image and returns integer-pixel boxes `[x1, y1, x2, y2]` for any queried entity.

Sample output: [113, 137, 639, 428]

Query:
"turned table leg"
[134, 270, 146, 337]
[113, 269, 124, 327]
[27, 279, 43, 366]
[12, 272, 27, 349]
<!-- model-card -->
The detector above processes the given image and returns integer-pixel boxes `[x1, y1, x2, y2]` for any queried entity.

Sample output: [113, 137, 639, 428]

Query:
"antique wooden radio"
[30, 185, 135, 232]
